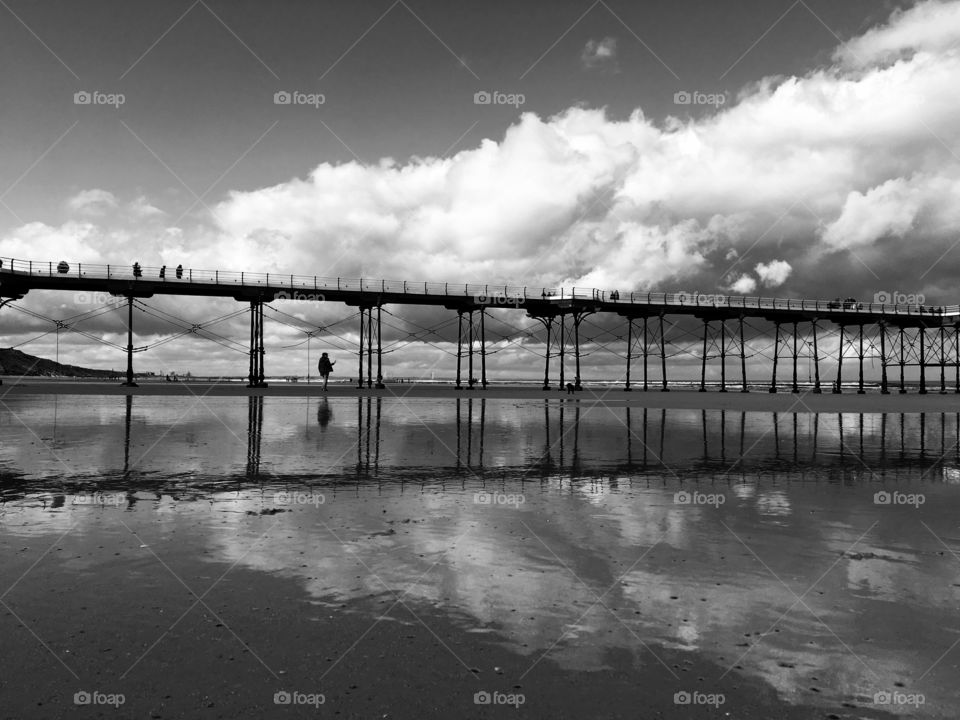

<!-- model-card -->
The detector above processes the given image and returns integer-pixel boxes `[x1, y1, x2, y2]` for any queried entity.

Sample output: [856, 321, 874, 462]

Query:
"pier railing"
[2, 256, 957, 317]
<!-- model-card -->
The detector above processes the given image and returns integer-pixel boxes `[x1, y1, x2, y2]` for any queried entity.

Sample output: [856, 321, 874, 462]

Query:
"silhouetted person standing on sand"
[317, 352, 336, 390]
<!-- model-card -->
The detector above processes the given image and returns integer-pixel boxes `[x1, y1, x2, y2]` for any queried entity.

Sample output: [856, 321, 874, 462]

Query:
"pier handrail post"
[216, 270, 219, 283]
[107, 264, 110, 279]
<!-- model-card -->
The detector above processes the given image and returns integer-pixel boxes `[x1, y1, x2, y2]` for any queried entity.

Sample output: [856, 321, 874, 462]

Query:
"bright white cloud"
[729, 274, 757, 295]
[67, 189, 117, 216]
[755, 259, 792, 287]
[836, 0, 960, 68]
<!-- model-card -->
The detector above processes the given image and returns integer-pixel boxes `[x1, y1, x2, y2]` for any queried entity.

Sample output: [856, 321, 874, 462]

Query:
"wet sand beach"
[1, 393, 954, 719]
[4, 378, 960, 413]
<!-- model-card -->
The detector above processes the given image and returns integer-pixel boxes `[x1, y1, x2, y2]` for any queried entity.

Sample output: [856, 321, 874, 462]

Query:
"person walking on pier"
[175, 264, 183, 279]
[317, 352, 336, 390]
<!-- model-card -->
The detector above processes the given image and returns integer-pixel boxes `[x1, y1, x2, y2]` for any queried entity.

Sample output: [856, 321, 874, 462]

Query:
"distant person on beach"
[317, 352, 336, 390]
[175, 264, 183, 279]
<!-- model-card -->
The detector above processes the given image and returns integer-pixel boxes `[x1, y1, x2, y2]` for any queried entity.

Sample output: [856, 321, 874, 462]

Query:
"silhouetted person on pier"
[175, 264, 183, 279]
[317, 352, 336, 390]
[159, 265, 166, 279]
[132, 262, 142, 278]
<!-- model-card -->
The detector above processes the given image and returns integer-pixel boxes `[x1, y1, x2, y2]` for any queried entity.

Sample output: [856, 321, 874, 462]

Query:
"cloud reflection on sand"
[3, 395, 960, 716]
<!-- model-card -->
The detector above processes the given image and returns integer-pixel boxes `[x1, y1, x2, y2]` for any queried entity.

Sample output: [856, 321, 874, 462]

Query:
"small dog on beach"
[565, 382, 575, 394]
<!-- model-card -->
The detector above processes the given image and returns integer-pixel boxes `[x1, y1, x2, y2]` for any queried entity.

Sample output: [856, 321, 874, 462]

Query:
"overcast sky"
[2, 0, 958, 380]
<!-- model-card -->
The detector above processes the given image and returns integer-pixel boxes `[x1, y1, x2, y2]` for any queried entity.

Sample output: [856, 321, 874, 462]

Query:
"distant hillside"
[0, 348, 121, 378]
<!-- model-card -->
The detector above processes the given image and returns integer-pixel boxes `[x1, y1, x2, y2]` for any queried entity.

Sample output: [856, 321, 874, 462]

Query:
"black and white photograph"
[1, 1, 959, 717]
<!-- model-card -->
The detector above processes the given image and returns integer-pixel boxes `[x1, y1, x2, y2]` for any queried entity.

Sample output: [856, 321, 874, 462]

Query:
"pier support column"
[536, 316, 554, 390]
[247, 299, 266, 388]
[940, 326, 947, 394]
[366, 307, 373, 388]
[740, 316, 748, 392]
[954, 325, 960, 393]
[624, 317, 633, 391]
[834, 325, 844, 393]
[643, 317, 650, 391]
[467, 309, 475, 390]
[356, 307, 366, 389]
[857, 324, 865, 394]
[920, 328, 927, 394]
[880, 324, 889, 394]
[699, 319, 709, 392]
[456, 310, 464, 390]
[558, 314, 566, 390]
[812, 320, 822, 393]
[769, 322, 780, 393]
[123, 295, 138, 387]
[791, 322, 799, 393]
[659, 312, 669, 391]
[899, 328, 907, 394]
[480, 308, 487, 389]
[720, 320, 727, 392]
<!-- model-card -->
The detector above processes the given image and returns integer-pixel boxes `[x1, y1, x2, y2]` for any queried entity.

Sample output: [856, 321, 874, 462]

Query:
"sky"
[2, 0, 959, 381]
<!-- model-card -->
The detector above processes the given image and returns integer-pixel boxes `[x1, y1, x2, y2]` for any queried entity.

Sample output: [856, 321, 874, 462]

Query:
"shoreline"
[3, 378, 960, 411]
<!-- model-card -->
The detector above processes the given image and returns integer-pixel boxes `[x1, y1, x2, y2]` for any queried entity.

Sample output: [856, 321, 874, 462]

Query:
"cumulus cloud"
[836, 0, 960, 67]
[755, 259, 792, 287]
[581, 37, 618, 70]
[729, 274, 757, 295]
[67, 189, 117, 216]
